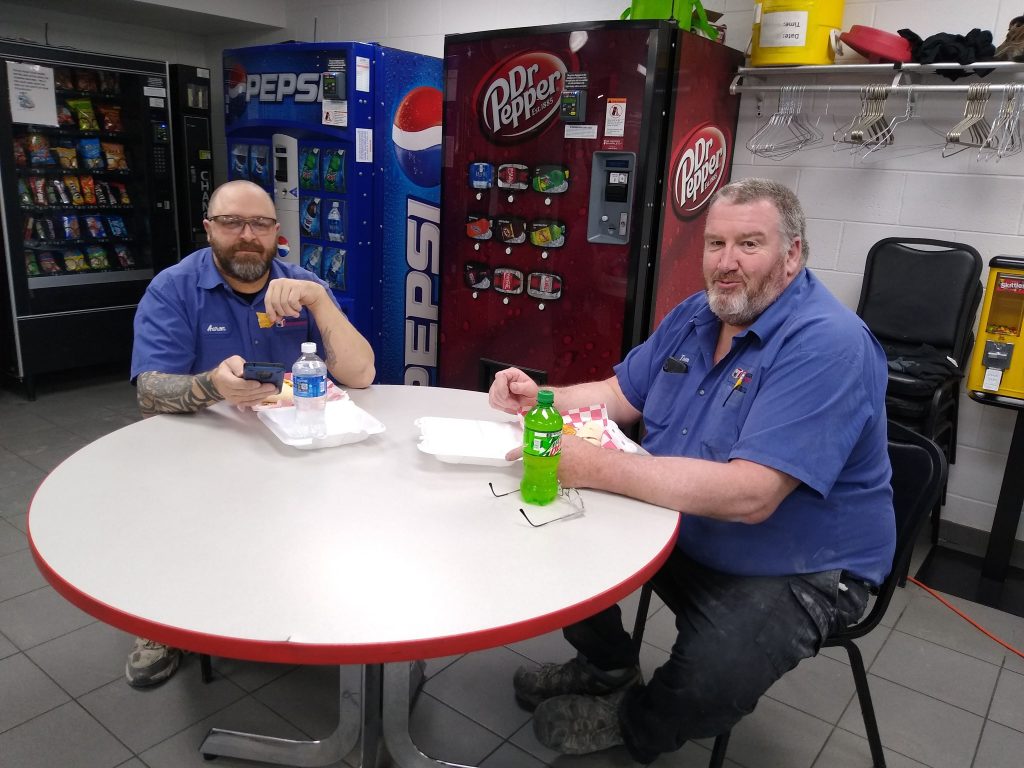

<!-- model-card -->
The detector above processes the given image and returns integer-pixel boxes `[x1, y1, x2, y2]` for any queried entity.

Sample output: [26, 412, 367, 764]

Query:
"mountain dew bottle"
[521, 390, 562, 505]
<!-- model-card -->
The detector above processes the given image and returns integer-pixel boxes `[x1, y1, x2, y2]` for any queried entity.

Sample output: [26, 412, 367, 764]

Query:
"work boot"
[513, 655, 640, 710]
[125, 637, 181, 687]
[533, 689, 628, 755]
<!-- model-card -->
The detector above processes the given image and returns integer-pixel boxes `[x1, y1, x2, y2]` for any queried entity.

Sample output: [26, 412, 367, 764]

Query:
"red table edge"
[29, 511, 681, 665]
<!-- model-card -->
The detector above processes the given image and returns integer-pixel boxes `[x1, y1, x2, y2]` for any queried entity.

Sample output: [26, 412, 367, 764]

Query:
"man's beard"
[213, 241, 274, 283]
[706, 259, 787, 326]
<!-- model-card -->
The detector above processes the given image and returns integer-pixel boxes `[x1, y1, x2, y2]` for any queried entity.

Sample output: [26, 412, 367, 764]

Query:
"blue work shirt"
[614, 269, 895, 584]
[131, 248, 338, 380]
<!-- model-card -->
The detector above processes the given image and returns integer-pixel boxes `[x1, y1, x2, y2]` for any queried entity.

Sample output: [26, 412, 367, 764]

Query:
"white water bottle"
[327, 201, 343, 242]
[292, 342, 328, 439]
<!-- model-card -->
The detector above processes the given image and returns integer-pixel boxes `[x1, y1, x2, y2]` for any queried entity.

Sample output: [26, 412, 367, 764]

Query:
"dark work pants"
[562, 548, 870, 764]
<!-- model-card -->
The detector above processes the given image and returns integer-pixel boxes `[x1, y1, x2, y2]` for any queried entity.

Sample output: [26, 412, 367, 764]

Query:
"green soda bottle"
[521, 390, 562, 505]
[324, 151, 343, 192]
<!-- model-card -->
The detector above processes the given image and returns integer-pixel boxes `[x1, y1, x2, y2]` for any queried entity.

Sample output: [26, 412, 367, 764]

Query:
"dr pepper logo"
[477, 52, 566, 142]
[670, 124, 730, 219]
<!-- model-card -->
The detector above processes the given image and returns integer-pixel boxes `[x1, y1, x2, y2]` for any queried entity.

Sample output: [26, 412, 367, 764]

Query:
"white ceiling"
[1, 0, 286, 35]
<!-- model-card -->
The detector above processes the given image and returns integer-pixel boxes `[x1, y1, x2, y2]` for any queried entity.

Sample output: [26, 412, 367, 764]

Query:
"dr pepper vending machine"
[439, 20, 741, 390]
[0, 41, 179, 397]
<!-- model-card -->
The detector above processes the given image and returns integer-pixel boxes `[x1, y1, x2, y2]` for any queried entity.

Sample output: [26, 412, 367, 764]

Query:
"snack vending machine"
[223, 42, 442, 385]
[439, 21, 741, 389]
[968, 256, 1024, 404]
[0, 41, 179, 396]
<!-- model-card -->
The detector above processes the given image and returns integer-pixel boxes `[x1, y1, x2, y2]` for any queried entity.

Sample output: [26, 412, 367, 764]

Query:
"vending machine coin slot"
[586, 152, 635, 244]
[983, 341, 1013, 369]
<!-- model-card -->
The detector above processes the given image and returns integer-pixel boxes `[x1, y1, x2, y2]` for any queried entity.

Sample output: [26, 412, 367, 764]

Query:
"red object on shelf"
[840, 25, 912, 64]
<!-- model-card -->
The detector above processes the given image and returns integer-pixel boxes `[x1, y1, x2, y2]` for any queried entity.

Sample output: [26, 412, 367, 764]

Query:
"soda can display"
[323, 247, 346, 290]
[300, 243, 323, 276]
[465, 215, 493, 240]
[250, 145, 270, 186]
[531, 165, 570, 193]
[299, 146, 321, 190]
[528, 220, 566, 248]
[527, 272, 563, 300]
[496, 163, 529, 190]
[230, 144, 249, 179]
[300, 196, 321, 237]
[322, 148, 346, 193]
[493, 267, 524, 295]
[464, 261, 492, 290]
[496, 216, 526, 244]
[469, 162, 494, 189]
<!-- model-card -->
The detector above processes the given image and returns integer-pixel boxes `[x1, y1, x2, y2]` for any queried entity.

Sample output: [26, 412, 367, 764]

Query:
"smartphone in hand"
[242, 362, 285, 393]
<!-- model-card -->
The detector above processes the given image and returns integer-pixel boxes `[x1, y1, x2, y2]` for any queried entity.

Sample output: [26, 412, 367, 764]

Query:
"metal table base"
[200, 661, 472, 768]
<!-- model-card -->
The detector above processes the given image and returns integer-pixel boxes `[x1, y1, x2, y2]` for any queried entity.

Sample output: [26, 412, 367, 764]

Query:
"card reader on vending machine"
[967, 256, 1024, 404]
[586, 151, 635, 244]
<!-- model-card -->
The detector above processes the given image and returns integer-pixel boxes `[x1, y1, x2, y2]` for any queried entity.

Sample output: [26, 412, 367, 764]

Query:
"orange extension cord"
[907, 576, 1024, 661]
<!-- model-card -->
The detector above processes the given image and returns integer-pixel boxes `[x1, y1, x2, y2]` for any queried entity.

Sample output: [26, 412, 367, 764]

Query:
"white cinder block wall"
[0, 0, 208, 71]
[7, 0, 1024, 552]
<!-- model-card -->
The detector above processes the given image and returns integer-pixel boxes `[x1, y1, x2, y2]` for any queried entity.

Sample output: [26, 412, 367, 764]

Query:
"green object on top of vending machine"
[620, 0, 718, 41]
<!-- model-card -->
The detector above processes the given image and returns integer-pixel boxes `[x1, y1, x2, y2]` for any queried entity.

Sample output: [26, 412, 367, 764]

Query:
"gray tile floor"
[2, 367, 1024, 768]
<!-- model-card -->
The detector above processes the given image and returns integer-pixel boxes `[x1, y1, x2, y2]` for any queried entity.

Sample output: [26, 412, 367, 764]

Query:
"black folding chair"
[631, 421, 947, 768]
[855, 237, 981, 540]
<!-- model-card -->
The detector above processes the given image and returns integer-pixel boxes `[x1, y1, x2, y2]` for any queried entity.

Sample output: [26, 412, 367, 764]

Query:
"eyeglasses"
[207, 215, 278, 234]
[488, 482, 586, 527]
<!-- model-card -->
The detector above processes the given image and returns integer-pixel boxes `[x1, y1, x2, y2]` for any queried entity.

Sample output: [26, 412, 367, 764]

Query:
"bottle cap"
[536, 389, 554, 406]
[301, 342, 316, 354]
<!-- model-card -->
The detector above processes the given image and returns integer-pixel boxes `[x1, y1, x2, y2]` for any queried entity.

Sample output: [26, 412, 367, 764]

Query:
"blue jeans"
[563, 548, 870, 764]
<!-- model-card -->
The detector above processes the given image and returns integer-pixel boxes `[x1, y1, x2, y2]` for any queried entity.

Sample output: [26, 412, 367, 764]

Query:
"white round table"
[29, 384, 679, 767]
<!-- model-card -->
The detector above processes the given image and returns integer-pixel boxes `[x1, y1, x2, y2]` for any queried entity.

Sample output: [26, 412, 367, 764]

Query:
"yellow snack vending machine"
[968, 256, 1024, 404]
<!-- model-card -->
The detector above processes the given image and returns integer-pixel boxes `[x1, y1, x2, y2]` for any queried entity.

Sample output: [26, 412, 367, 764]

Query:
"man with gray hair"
[488, 178, 894, 762]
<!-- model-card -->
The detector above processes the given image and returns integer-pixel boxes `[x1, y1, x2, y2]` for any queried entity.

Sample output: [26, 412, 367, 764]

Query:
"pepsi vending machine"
[224, 43, 441, 385]
[439, 21, 741, 389]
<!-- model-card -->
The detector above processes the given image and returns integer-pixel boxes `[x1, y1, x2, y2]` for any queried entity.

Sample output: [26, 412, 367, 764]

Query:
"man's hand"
[263, 278, 326, 324]
[503, 434, 604, 490]
[489, 367, 540, 414]
[210, 355, 277, 407]
[554, 435, 606, 489]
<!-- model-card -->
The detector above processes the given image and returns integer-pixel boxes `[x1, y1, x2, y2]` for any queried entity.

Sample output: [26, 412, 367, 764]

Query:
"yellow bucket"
[750, 0, 845, 66]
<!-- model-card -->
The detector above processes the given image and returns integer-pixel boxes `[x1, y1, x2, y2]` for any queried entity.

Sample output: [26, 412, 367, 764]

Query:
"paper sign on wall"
[6, 61, 58, 126]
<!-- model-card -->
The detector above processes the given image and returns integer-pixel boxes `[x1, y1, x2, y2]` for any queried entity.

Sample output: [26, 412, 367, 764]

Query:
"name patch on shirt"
[205, 322, 230, 334]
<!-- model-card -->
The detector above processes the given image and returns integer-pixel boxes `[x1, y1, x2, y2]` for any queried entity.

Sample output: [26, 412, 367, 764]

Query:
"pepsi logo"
[670, 124, 730, 219]
[226, 62, 248, 121]
[276, 234, 290, 260]
[392, 86, 442, 187]
[477, 52, 566, 143]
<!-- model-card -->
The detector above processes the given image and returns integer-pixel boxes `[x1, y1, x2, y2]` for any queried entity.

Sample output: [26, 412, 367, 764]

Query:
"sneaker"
[533, 689, 628, 755]
[125, 638, 181, 687]
[513, 656, 640, 710]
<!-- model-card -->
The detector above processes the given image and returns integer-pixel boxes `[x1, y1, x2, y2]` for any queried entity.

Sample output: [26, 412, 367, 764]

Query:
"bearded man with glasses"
[124, 179, 374, 687]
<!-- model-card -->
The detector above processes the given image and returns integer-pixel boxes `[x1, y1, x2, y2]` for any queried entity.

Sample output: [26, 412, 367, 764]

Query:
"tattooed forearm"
[137, 371, 224, 417]
[321, 325, 338, 368]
